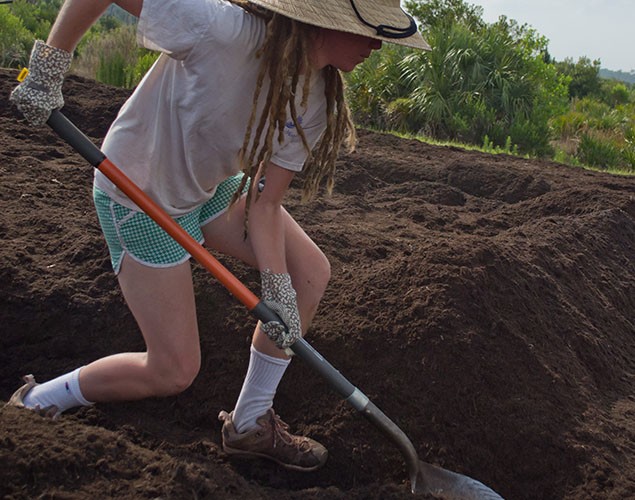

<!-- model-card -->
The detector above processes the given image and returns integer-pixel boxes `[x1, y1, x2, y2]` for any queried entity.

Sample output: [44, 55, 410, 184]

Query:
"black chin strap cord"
[348, 0, 418, 39]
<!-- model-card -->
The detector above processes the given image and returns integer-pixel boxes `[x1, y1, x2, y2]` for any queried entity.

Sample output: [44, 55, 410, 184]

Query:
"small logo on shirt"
[284, 115, 303, 139]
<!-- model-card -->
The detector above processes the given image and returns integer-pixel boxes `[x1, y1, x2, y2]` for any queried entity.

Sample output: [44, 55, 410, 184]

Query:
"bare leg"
[202, 197, 330, 356]
[205, 198, 331, 468]
[78, 257, 201, 402]
[203, 195, 330, 442]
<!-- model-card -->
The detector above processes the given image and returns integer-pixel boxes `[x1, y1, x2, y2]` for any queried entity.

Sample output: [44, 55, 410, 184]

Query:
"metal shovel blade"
[362, 398, 505, 499]
[415, 460, 503, 499]
[292, 340, 504, 499]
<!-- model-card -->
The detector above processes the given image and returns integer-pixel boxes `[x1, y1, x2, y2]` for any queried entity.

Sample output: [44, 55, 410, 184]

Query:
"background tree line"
[1, 0, 634, 173]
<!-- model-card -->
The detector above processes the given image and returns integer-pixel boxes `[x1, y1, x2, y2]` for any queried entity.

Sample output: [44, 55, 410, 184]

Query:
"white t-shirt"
[95, 0, 327, 216]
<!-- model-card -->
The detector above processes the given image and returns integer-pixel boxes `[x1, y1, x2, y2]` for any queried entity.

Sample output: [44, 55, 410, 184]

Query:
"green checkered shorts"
[94, 173, 247, 274]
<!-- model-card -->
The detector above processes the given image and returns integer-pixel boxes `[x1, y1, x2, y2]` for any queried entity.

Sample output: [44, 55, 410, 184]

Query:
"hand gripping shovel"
[46, 109, 503, 499]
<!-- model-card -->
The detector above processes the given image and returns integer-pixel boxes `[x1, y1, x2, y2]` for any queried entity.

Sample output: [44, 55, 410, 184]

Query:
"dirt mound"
[1, 68, 635, 500]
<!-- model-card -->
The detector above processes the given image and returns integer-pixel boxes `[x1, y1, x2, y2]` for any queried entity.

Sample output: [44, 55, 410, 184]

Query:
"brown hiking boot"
[218, 409, 327, 472]
[7, 374, 59, 419]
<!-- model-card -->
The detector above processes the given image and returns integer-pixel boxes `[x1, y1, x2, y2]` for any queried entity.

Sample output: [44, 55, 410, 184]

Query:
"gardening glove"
[10, 40, 72, 127]
[260, 270, 302, 350]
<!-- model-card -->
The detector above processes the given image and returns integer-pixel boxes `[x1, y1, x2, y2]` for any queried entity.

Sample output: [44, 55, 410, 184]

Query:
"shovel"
[45, 109, 503, 499]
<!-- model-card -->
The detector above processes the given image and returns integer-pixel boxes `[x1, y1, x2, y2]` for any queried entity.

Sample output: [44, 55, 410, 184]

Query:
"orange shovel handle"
[98, 157, 259, 310]
[46, 110, 260, 311]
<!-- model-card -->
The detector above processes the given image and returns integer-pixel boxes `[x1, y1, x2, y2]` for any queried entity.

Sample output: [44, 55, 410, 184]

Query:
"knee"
[313, 252, 331, 296]
[167, 363, 199, 395]
[300, 251, 331, 304]
[150, 352, 201, 396]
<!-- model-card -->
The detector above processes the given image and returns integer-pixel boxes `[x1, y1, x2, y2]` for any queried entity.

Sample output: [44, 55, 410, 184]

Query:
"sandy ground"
[1, 68, 635, 499]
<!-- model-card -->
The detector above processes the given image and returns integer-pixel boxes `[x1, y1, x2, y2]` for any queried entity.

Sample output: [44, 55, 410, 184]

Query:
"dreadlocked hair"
[228, 2, 357, 235]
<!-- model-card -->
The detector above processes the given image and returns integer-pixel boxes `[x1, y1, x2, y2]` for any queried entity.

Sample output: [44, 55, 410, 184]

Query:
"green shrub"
[553, 147, 582, 167]
[577, 132, 622, 169]
[608, 83, 631, 106]
[574, 97, 611, 120]
[555, 56, 601, 99]
[0, 7, 33, 68]
[509, 117, 553, 157]
[74, 24, 135, 85]
[622, 127, 635, 170]
[96, 50, 129, 87]
[128, 50, 160, 86]
[74, 24, 149, 88]
[8, 0, 61, 41]
[622, 146, 635, 170]
[550, 110, 587, 138]
[347, 0, 567, 155]
[385, 97, 415, 131]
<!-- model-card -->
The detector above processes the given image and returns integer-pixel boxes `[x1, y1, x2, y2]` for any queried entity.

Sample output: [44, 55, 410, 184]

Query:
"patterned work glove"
[10, 40, 72, 126]
[260, 270, 302, 349]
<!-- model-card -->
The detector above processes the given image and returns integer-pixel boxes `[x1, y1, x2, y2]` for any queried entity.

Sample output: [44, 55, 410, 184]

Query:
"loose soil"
[1, 68, 634, 500]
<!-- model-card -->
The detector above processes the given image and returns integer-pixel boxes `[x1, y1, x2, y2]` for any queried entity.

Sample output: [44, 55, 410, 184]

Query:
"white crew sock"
[23, 367, 93, 414]
[232, 345, 291, 433]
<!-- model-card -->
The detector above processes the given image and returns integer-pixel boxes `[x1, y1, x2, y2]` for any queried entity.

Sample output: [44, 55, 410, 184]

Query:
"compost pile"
[1, 68, 634, 499]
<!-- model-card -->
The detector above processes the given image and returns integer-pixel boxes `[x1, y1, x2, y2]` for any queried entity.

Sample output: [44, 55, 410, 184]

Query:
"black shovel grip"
[48, 110, 105, 167]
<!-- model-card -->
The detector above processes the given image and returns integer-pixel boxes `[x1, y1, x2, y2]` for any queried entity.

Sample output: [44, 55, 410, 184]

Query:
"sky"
[467, 0, 634, 72]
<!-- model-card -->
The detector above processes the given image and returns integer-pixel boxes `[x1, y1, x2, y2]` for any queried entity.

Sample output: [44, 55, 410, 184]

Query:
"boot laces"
[270, 413, 311, 451]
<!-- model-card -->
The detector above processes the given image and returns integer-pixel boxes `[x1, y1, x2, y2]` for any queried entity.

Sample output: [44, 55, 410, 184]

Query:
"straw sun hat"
[247, 0, 430, 50]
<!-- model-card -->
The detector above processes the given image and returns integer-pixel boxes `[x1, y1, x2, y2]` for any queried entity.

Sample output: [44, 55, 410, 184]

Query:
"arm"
[248, 162, 302, 350]
[247, 162, 295, 274]
[10, 0, 143, 125]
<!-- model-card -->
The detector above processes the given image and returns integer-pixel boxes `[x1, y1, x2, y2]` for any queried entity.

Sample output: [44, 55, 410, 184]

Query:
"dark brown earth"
[1, 67, 635, 500]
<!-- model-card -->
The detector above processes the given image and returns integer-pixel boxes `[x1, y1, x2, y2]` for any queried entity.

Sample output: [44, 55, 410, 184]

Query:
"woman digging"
[8, 0, 428, 471]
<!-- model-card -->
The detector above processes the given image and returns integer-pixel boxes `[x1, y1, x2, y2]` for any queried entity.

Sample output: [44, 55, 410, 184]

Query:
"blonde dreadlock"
[229, 1, 357, 235]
